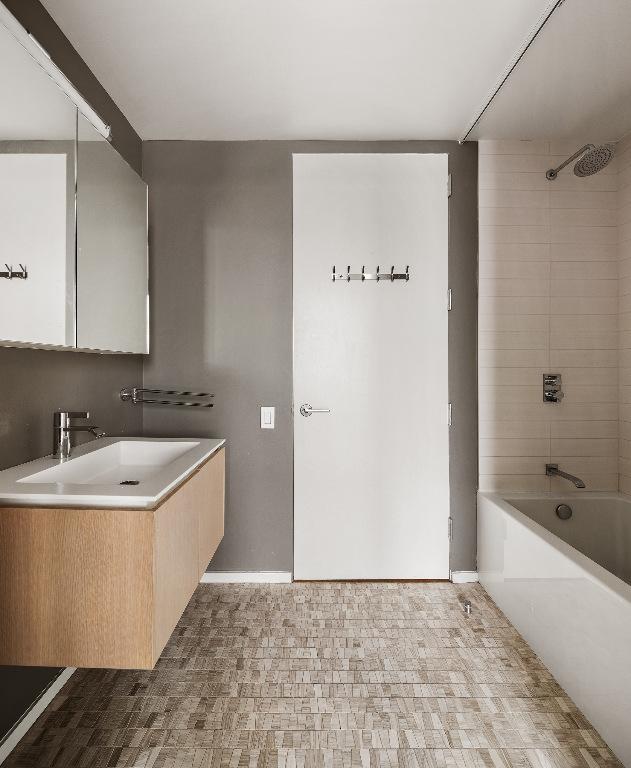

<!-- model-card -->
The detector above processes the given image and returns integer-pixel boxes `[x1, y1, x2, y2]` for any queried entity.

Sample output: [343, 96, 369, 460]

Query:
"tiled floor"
[5, 582, 621, 768]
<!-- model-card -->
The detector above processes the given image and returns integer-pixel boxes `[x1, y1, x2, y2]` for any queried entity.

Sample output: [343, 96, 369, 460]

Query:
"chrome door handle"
[299, 403, 331, 417]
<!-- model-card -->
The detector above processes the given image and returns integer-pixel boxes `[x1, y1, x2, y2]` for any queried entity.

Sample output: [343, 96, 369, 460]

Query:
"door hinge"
[448, 517, 453, 541]
[448, 402, 452, 426]
[447, 288, 452, 311]
[447, 174, 452, 198]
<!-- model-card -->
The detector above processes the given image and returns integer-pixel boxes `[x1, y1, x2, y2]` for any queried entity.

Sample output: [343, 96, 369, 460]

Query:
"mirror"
[77, 116, 148, 354]
[0, 19, 149, 354]
[0, 22, 77, 348]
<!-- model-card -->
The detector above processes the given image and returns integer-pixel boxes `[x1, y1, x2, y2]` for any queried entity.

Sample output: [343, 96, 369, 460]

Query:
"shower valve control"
[543, 373, 564, 403]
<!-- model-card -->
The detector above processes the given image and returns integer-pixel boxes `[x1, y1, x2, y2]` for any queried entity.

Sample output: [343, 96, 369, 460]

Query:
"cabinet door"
[76, 115, 148, 353]
[0, 23, 77, 349]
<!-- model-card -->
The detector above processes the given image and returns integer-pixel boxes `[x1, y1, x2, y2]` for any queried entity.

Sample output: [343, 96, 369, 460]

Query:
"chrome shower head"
[573, 144, 615, 177]
[546, 143, 615, 181]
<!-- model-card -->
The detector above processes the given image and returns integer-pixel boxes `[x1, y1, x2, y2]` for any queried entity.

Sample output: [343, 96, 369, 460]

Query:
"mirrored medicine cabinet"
[0, 17, 148, 354]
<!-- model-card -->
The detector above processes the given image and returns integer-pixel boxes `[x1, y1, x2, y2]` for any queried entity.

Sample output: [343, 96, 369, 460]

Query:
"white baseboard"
[450, 570, 479, 584]
[0, 667, 75, 766]
[201, 571, 292, 584]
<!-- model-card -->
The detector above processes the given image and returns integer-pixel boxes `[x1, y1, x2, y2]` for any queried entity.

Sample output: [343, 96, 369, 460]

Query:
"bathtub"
[478, 491, 631, 767]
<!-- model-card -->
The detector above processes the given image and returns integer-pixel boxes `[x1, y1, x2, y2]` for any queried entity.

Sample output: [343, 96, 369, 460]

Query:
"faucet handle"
[58, 411, 90, 419]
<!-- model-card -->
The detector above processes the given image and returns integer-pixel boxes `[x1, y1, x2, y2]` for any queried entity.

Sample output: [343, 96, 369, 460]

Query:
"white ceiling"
[40, 0, 555, 141]
[469, 0, 631, 142]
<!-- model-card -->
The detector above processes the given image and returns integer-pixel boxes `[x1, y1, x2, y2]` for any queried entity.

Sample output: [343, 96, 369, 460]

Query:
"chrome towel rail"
[120, 387, 214, 408]
[332, 265, 410, 282]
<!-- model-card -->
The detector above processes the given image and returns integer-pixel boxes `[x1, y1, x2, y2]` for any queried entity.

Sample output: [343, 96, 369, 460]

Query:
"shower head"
[573, 144, 615, 177]
[546, 143, 615, 181]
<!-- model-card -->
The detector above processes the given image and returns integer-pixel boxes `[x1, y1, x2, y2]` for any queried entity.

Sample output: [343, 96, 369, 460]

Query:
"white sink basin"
[0, 437, 225, 509]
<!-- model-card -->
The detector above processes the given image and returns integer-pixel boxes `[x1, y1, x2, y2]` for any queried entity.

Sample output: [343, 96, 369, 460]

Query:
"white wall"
[478, 139, 619, 493]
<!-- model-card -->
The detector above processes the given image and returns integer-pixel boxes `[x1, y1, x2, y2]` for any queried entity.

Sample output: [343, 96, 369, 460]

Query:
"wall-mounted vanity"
[0, 15, 148, 354]
[0, 439, 225, 669]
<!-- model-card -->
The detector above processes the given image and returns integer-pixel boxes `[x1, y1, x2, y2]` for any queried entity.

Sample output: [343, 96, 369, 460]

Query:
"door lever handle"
[299, 403, 331, 417]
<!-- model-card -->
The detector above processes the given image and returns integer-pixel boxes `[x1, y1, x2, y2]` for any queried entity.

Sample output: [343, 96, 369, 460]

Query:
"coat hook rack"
[332, 265, 409, 282]
[1, 264, 28, 280]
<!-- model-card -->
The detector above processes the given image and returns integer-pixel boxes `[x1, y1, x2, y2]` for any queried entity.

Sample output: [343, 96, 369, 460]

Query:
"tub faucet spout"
[545, 463, 586, 488]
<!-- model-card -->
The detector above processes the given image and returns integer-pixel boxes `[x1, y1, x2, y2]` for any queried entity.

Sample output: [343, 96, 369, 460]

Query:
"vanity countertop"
[0, 436, 225, 509]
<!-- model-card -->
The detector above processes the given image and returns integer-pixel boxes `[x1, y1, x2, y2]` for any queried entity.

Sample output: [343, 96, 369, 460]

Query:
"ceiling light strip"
[458, 0, 565, 144]
[0, 4, 111, 139]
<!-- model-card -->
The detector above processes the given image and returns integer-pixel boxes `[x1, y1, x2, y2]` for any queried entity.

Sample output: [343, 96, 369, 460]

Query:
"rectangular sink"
[0, 437, 225, 508]
[19, 440, 200, 485]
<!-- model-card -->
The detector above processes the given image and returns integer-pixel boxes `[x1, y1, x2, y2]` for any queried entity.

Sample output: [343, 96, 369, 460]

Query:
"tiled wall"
[479, 139, 619, 493]
[619, 135, 631, 494]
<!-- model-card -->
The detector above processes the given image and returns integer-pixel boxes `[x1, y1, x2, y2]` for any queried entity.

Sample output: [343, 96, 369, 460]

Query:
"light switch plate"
[260, 406, 275, 429]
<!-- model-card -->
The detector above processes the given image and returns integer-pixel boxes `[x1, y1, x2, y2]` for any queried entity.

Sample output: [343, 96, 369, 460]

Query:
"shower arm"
[546, 144, 594, 180]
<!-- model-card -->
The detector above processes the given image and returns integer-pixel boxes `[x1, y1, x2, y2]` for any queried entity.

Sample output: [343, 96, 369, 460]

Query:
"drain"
[120, 480, 140, 486]
[463, 600, 472, 616]
[556, 503, 572, 520]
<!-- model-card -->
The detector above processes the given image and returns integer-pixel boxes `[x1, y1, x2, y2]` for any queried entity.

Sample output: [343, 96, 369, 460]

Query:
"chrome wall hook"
[0, 263, 28, 280]
[331, 265, 411, 283]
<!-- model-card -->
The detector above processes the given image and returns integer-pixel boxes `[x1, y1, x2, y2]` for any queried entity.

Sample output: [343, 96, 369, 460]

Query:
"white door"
[293, 153, 450, 580]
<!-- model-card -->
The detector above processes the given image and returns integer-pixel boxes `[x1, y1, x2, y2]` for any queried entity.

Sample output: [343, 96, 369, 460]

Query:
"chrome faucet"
[53, 411, 106, 460]
[545, 463, 586, 489]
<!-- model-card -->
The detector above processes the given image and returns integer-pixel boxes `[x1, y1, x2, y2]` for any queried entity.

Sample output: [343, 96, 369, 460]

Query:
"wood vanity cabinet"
[0, 448, 224, 670]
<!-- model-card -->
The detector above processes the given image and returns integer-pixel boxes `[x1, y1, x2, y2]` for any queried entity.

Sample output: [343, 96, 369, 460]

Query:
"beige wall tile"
[480, 296, 550, 315]
[550, 314, 617, 332]
[478, 402, 549, 422]
[551, 243, 617, 261]
[479, 154, 555, 174]
[551, 261, 618, 280]
[478, 314, 549, 332]
[479, 349, 549, 368]
[551, 209, 617, 227]
[479, 189, 549, 209]
[551, 421, 618, 439]
[478, 261, 549, 280]
[479, 140, 550, 155]
[479, 420, 550, 439]
[550, 190, 617, 210]
[478, 367, 545, 386]
[551, 279, 617, 298]
[548, 403, 618, 421]
[561, 385, 618, 403]
[478, 385, 542, 404]
[551, 226, 618, 245]
[550, 297, 617, 315]
[551, 438, 618, 457]
[480, 225, 551, 245]
[479, 475, 550, 493]
[479, 242, 550, 261]
[479, 207, 550, 227]
[549, 349, 617, 368]
[550, 173, 617, 192]
[479, 456, 546, 475]
[479, 331, 548, 350]
[480, 438, 549, 457]
[479, 278, 550, 297]
[479, 171, 550, 192]
[550, 331, 617, 350]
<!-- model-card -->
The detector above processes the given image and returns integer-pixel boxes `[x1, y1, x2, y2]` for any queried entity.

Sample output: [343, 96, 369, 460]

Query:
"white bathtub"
[478, 491, 631, 767]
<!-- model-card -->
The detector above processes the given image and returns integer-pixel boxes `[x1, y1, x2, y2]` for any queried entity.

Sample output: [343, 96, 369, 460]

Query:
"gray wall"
[0, 0, 143, 743]
[143, 140, 478, 574]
